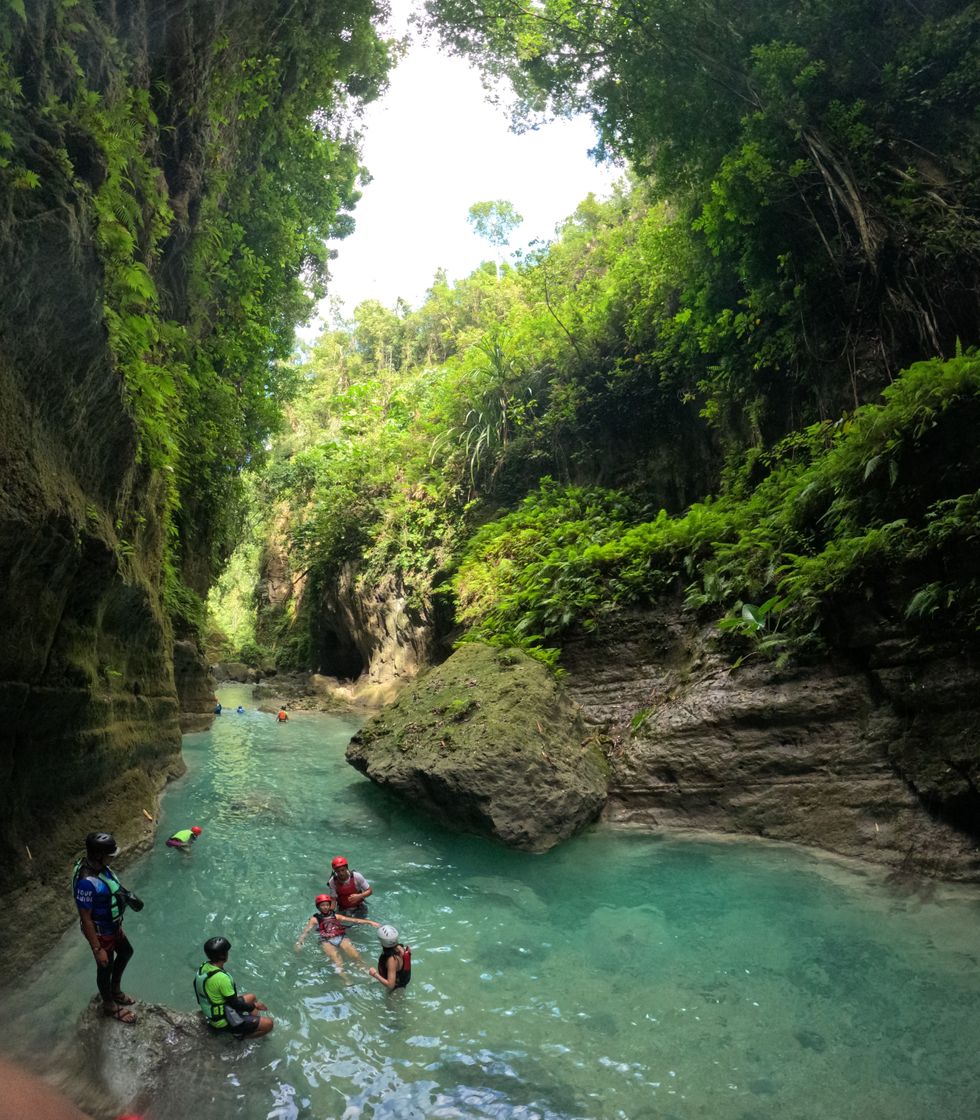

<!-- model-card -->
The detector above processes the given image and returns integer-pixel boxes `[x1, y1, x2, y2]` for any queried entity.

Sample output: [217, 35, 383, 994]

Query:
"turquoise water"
[10, 684, 980, 1119]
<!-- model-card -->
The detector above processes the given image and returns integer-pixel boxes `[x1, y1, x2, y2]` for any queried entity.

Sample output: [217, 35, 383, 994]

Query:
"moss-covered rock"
[346, 642, 608, 851]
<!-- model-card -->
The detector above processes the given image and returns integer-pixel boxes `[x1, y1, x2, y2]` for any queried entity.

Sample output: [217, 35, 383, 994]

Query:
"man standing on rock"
[327, 855, 372, 916]
[72, 831, 142, 1024]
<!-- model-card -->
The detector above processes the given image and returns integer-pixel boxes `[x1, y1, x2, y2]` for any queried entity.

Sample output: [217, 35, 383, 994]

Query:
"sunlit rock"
[347, 642, 608, 851]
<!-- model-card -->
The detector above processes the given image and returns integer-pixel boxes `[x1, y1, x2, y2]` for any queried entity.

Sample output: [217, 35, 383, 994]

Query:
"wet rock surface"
[347, 642, 608, 851]
[39, 998, 261, 1119]
[561, 611, 980, 881]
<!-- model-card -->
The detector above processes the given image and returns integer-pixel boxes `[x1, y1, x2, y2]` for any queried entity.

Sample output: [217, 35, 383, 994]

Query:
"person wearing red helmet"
[165, 825, 203, 854]
[295, 894, 379, 977]
[326, 856, 372, 916]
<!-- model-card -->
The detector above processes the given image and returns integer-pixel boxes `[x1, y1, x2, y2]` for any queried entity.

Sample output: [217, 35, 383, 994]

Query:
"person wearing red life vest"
[327, 855, 372, 916]
[294, 894, 379, 977]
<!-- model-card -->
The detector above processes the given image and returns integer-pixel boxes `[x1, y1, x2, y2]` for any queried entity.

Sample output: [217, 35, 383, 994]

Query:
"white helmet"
[377, 924, 399, 948]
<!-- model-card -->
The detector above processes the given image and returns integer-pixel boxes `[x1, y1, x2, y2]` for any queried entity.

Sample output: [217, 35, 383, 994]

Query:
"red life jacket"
[315, 911, 346, 939]
[333, 871, 363, 910]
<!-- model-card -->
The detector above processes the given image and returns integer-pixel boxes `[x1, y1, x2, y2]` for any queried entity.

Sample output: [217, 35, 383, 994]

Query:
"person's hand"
[94, 947, 108, 965]
[254, 1001, 268, 1011]
[368, 967, 377, 978]
[294, 942, 302, 953]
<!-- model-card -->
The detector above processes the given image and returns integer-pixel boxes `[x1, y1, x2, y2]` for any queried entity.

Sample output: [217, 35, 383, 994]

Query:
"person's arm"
[337, 915, 379, 928]
[218, 973, 267, 1014]
[295, 917, 316, 950]
[78, 908, 107, 968]
[368, 953, 399, 990]
[347, 875, 372, 906]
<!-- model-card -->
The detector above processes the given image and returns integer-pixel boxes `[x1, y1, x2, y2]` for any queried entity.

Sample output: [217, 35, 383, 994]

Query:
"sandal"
[105, 1005, 137, 1024]
[112, 992, 136, 1006]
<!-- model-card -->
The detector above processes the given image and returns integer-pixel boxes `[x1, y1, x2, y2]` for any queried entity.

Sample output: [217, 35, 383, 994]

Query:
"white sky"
[312, 1, 619, 325]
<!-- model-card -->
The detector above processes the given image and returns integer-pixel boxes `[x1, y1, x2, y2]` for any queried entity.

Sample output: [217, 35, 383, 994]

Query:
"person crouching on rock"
[166, 825, 202, 854]
[295, 894, 379, 977]
[368, 925, 412, 991]
[72, 831, 142, 1023]
[194, 936, 273, 1039]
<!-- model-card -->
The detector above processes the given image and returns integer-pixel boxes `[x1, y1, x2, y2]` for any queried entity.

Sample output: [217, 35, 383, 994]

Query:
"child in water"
[295, 894, 379, 978]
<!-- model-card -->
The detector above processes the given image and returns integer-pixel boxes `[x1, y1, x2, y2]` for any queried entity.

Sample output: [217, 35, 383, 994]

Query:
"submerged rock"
[346, 642, 608, 851]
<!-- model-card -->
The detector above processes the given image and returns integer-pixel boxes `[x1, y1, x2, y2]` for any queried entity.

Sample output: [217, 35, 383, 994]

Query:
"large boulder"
[346, 642, 609, 851]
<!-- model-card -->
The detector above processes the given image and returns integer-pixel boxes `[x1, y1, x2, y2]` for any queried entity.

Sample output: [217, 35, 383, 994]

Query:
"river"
[8, 685, 980, 1119]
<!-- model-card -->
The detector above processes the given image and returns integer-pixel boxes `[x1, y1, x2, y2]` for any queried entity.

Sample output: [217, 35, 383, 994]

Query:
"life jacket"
[194, 963, 245, 1030]
[277, 710, 287, 721]
[72, 858, 124, 933]
[378, 945, 411, 988]
[333, 871, 363, 911]
[169, 829, 193, 844]
[315, 911, 346, 939]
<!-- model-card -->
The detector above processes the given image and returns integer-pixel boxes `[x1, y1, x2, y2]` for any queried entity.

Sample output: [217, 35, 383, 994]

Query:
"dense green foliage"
[426, 0, 980, 440]
[216, 171, 979, 673]
[6, 1, 974, 675]
[1, 0, 392, 637]
[455, 353, 980, 664]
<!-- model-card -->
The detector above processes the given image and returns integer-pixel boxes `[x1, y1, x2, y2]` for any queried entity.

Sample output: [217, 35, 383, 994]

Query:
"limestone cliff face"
[0, 176, 183, 896]
[562, 612, 980, 881]
[258, 526, 438, 705]
[312, 562, 437, 705]
[0, 0, 201, 975]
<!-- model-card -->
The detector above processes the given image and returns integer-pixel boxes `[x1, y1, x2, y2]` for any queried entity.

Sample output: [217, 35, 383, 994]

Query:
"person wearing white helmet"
[368, 925, 412, 990]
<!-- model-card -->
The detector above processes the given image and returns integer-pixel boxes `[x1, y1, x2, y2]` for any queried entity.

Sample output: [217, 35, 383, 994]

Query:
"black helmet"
[85, 831, 118, 858]
[204, 936, 231, 961]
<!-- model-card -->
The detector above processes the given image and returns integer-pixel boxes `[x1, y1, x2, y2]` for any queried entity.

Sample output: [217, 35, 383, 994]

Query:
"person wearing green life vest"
[194, 936, 274, 1039]
[166, 825, 202, 854]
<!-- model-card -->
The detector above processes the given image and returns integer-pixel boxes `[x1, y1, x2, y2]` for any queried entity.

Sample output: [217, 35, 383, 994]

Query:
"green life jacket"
[170, 829, 193, 843]
[194, 962, 244, 1029]
[71, 857, 124, 926]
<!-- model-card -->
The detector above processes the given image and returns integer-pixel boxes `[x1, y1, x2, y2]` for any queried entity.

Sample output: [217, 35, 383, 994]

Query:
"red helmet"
[331, 856, 348, 869]
[315, 894, 333, 906]
[191, 826, 202, 836]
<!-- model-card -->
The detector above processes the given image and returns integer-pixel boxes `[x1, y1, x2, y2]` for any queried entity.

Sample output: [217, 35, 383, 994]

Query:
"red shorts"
[97, 929, 126, 952]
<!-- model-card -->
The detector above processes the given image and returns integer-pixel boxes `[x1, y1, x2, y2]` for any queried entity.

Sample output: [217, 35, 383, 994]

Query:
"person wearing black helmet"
[72, 831, 142, 1023]
[194, 936, 274, 1038]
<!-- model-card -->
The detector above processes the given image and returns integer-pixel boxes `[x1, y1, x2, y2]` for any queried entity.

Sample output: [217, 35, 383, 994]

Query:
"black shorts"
[229, 1014, 260, 1038]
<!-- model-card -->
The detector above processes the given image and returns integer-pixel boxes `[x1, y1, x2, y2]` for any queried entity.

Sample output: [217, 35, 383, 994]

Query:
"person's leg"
[320, 941, 345, 973]
[339, 938, 364, 966]
[233, 1015, 274, 1039]
[110, 933, 134, 1001]
[95, 953, 114, 1007]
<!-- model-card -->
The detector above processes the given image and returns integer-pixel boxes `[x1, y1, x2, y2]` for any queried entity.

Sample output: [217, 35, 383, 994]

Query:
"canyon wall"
[563, 612, 980, 881]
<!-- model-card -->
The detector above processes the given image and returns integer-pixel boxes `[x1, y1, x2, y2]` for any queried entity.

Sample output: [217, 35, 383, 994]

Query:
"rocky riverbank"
[341, 610, 979, 879]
